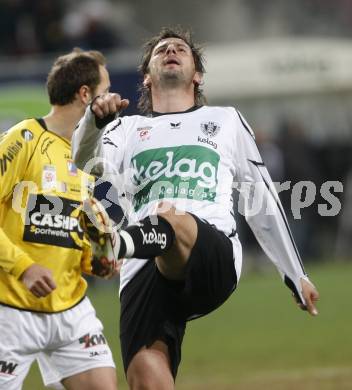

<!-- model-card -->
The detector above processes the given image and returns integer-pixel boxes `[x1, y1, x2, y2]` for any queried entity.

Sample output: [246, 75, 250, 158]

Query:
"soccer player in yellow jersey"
[0, 49, 118, 389]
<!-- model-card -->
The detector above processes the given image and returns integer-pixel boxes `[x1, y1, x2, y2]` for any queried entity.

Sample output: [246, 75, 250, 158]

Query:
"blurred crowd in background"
[0, 0, 350, 263]
[241, 119, 350, 265]
[1, 0, 352, 56]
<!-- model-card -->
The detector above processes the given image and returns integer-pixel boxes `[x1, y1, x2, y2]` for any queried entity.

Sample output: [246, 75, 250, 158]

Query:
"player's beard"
[158, 68, 188, 89]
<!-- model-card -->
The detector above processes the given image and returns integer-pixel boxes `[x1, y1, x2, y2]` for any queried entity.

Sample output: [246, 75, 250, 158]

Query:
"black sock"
[117, 215, 175, 258]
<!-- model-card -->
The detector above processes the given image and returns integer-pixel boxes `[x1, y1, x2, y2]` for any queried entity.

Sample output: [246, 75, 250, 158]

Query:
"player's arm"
[72, 93, 128, 174]
[0, 128, 56, 297]
[233, 110, 319, 316]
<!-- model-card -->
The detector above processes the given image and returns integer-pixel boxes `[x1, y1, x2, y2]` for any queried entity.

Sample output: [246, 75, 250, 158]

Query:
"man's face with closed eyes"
[144, 38, 201, 89]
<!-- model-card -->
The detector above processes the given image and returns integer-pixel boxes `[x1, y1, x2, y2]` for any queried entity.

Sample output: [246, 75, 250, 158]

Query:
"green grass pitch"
[23, 261, 352, 389]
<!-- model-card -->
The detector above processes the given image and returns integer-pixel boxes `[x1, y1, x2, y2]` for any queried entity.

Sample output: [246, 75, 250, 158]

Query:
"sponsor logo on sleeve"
[0, 140, 23, 176]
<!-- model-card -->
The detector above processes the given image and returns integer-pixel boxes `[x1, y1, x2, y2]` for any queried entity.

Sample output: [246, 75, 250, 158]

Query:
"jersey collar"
[151, 105, 202, 117]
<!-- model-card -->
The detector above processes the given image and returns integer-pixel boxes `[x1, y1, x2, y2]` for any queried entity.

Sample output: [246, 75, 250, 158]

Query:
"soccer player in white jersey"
[0, 49, 118, 390]
[72, 27, 320, 390]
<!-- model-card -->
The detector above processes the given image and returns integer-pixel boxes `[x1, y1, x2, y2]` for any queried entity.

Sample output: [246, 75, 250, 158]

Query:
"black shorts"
[120, 215, 237, 378]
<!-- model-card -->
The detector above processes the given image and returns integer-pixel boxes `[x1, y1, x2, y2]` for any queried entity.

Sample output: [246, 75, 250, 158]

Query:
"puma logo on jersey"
[140, 228, 167, 249]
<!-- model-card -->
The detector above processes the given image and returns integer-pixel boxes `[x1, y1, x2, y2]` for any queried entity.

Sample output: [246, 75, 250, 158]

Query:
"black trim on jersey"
[151, 105, 202, 117]
[248, 159, 306, 274]
[102, 137, 118, 148]
[0, 295, 86, 314]
[236, 110, 255, 140]
[284, 275, 303, 305]
[36, 117, 48, 130]
[248, 159, 265, 167]
[104, 119, 122, 136]
[228, 229, 237, 238]
[35, 118, 71, 146]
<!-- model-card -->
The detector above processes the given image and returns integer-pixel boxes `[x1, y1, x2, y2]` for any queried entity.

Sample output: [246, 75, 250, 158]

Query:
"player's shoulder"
[102, 114, 147, 140]
[203, 105, 255, 139]
[119, 113, 152, 132]
[120, 113, 146, 124]
[202, 105, 238, 118]
[1, 118, 43, 145]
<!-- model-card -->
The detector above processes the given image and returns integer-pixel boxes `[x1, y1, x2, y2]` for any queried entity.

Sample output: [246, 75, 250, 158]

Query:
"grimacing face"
[144, 38, 201, 89]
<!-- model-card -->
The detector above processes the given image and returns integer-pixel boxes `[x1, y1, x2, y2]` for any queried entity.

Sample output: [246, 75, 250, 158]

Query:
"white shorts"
[0, 297, 115, 390]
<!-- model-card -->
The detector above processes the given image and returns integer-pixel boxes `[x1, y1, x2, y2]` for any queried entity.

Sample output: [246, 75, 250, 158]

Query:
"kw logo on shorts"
[131, 145, 220, 211]
[0, 361, 18, 376]
[79, 333, 107, 348]
[23, 194, 83, 249]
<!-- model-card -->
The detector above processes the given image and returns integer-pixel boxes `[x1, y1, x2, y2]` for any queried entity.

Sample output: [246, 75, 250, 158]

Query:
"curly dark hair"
[138, 27, 206, 114]
[47, 48, 106, 106]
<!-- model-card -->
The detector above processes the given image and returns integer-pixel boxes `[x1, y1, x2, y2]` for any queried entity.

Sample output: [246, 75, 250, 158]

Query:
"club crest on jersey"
[67, 159, 78, 176]
[200, 121, 220, 137]
[21, 129, 34, 141]
[137, 126, 152, 141]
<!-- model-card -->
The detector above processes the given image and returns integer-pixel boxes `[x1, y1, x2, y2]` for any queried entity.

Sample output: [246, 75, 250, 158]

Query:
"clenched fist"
[20, 264, 57, 298]
[91, 93, 129, 119]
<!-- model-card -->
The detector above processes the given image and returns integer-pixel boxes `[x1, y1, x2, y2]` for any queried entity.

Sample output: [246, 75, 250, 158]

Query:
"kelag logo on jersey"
[23, 194, 83, 249]
[131, 145, 220, 211]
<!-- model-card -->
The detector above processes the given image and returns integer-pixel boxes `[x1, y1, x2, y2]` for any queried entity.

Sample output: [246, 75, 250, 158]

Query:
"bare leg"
[127, 340, 174, 390]
[124, 203, 196, 389]
[154, 202, 198, 280]
[62, 367, 117, 390]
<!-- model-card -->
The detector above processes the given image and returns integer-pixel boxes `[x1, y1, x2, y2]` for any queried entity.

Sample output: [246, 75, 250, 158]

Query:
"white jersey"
[72, 105, 309, 303]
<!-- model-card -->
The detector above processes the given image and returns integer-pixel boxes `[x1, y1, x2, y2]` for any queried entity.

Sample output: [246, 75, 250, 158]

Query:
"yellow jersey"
[0, 118, 94, 312]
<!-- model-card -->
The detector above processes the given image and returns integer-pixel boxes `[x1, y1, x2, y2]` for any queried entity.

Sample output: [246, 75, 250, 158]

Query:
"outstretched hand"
[91, 93, 129, 119]
[294, 278, 319, 316]
[20, 264, 57, 298]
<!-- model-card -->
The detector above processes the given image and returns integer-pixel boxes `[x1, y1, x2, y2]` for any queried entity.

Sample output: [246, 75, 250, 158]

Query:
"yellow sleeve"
[0, 230, 35, 278]
[80, 239, 93, 275]
[0, 126, 36, 277]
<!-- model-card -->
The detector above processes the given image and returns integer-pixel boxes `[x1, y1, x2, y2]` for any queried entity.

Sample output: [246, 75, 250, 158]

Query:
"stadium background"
[0, 1, 351, 389]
